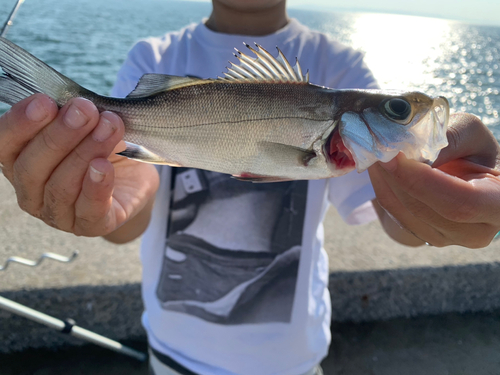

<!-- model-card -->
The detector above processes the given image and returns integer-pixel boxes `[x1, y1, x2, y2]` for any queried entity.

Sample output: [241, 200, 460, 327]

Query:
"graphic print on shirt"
[156, 169, 308, 325]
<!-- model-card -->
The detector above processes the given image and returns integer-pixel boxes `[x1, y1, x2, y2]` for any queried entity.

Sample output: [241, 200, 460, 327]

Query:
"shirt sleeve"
[110, 40, 158, 98]
[327, 170, 377, 225]
[335, 50, 379, 90]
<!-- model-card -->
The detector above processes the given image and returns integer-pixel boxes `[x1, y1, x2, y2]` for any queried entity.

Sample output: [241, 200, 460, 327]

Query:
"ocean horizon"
[0, 0, 498, 138]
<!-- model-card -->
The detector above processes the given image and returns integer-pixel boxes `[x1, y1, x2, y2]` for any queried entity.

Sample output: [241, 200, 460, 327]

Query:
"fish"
[0, 37, 449, 182]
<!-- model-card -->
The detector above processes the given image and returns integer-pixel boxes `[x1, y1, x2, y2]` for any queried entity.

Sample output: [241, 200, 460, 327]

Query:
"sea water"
[0, 0, 499, 138]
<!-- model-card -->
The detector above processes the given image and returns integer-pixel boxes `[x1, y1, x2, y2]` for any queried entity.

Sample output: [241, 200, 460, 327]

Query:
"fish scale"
[0, 37, 449, 182]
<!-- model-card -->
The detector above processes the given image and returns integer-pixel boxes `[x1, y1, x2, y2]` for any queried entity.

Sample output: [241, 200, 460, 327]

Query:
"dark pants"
[148, 347, 324, 375]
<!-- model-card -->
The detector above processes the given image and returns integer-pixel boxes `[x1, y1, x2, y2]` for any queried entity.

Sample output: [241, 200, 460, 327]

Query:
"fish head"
[326, 90, 449, 173]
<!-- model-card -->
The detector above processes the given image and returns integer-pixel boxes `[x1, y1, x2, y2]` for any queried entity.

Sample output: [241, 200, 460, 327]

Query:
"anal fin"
[116, 141, 182, 166]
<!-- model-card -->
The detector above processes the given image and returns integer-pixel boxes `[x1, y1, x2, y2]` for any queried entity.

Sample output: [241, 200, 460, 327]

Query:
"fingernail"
[89, 165, 105, 183]
[380, 157, 398, 172]
[25, 97, 48, 122]
[64, 104, 88, 129]
[92, 116, 116, 142]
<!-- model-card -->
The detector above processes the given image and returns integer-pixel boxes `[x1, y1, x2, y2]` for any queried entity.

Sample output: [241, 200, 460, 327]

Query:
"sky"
[288, 0, 500, 26]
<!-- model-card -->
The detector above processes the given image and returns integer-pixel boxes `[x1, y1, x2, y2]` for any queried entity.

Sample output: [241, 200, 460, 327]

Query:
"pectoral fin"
[116, 142, 182, 166]
[232, 142, 316, 183]
[255, 141, 317, 167]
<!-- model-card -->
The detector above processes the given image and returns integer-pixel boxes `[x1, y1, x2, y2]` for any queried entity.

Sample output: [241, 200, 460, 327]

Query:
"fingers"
[11, 97, 100, 216]
[433, 113, 500, 169]
[368, 163, 452, 246]
[73, 158, 117, 237]
[42, 111, 125, 231]
[0, 94, 58, 180]
[0, 93, 127, 236]
[378, 153, 500, 224]
[369, 162, 498, 248]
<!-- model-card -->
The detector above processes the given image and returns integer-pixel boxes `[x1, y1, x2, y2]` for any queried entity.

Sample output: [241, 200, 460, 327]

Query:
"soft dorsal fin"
[126, 74, 206, 98]
[219, 43, 309, 83]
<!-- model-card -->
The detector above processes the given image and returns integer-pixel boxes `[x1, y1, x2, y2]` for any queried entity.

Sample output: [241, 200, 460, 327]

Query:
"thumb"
[432, 113, 500, 170]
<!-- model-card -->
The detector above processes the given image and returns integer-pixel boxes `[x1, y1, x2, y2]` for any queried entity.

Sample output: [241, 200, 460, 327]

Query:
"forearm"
[372, 199, 425, 247]
[103, 195, 156, 244]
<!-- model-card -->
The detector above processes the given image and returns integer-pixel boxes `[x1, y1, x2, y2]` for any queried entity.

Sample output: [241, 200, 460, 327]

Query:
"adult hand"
[368, 113, 500, 248]
[0, 93, 159, 238]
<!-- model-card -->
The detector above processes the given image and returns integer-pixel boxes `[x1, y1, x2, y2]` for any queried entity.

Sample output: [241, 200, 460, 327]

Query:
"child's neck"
[205, 1, 289, 36]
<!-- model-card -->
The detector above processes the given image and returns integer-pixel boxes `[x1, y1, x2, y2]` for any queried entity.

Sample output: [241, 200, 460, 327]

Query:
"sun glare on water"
[348, 13, 451, 90]
[328, 12, 500, 135]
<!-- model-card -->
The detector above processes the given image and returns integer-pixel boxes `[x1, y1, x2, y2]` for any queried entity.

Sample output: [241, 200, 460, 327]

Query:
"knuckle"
[427, 230, 453, 248]
[403, 200, 432, 221]
[16, 195, 30, 213]
[374, 191, 396, 212]
[74, 214, 109, 237]
[39, 202, 73, 232]
[458, 235, 491, 249]
[40, 128, 64, 153]
[73, 146, 92, 166]
[461, 113, 485, 128]
[13, 158, 37, 190]
[466, 225, 499, 248]
[445, 126, 461, 153]
[15, 193, 40, 218]
[40, 210, 59, 229]
[75, 210, 104, 229]
[403, 176, 424, 198]
[430, 236, 454, 248]
[443, 197, 479, 223]
[44, 179, 75, 208]
[442, 224, 494, 249]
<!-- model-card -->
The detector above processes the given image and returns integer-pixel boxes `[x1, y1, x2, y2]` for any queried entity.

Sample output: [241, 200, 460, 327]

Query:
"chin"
[214, 0, 286, 11]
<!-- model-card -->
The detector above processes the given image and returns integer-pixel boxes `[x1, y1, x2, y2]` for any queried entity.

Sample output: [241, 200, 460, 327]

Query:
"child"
[110, 2, 384, 373]
[1, 1, 499, 374]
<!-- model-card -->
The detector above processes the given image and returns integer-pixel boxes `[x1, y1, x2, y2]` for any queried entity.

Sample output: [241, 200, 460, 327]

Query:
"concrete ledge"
[330, 262, 500, 322]
[0, 284, 145, 353]
[2, 176, 500, 352]
[4, 262, 500, 353]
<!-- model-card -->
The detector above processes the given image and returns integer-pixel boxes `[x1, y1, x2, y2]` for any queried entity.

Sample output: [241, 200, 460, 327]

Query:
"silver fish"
[0, 38, 449, 182]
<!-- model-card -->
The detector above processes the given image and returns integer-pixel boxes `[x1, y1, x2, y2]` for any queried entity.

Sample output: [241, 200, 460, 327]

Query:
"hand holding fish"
[368, 113, 500, 248]
[0, 37, 495, 247]
[0, 94, 159, 239]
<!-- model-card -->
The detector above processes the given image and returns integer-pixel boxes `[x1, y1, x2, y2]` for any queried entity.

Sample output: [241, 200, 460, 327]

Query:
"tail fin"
[0, 37, 91, 107]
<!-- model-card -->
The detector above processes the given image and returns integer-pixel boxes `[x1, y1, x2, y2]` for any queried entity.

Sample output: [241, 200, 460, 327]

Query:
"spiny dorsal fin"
[126, 74, 206, 98]
[219, 43, 309, 83]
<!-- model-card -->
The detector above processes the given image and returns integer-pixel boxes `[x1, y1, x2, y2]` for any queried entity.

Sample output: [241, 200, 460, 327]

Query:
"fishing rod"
[0, 296, 146, 361]
[0, 0, 147, 361]
[1, 0, 25, 38]
[0, 251, 147, 361]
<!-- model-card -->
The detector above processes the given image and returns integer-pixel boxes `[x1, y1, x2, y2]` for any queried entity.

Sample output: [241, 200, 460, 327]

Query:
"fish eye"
[383, 98, 412, 122]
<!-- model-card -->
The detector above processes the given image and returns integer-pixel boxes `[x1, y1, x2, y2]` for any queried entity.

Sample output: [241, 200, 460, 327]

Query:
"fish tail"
[0, 37, 94, 107]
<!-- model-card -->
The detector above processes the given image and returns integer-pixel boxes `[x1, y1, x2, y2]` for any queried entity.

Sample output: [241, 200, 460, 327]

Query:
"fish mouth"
[325, 128, 356, 170]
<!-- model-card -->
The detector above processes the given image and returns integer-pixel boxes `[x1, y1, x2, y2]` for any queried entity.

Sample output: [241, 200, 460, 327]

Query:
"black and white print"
[156, 169, 308, 324]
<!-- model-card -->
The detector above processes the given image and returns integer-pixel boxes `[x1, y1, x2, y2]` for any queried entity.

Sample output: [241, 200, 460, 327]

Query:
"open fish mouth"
[325, 128, 356, 170]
